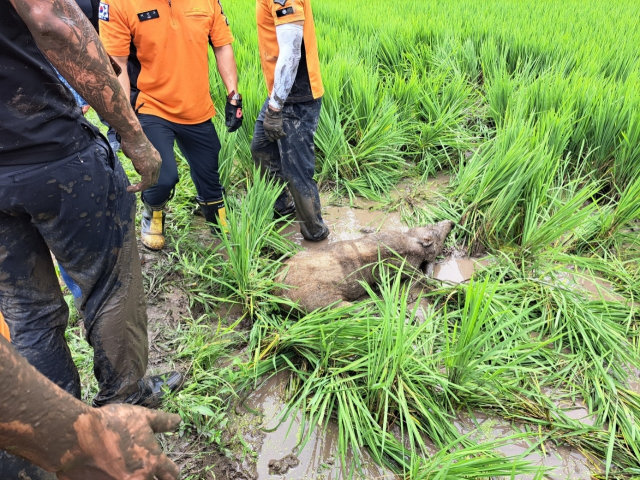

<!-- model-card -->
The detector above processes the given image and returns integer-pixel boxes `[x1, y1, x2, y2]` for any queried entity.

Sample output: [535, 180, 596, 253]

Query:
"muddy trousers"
[251, 98, 329, 241]
[0, 138, 149, 478]
[139, 114, 223, 207]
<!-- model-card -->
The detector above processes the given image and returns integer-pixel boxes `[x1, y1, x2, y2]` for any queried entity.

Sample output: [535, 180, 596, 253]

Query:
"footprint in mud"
[268, 453, 300, 475]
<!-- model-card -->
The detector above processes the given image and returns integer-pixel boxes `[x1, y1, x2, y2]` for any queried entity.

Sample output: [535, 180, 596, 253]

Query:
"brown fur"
[278, 220, 454, 311]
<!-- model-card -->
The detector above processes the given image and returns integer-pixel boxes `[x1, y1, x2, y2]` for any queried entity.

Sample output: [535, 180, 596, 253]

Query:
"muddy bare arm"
[0, 337, 181, 479]
[8, 0, 160, 192]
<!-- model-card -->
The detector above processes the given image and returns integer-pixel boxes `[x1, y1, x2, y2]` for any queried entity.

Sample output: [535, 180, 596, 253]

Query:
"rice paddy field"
[71, 0, 640, 478]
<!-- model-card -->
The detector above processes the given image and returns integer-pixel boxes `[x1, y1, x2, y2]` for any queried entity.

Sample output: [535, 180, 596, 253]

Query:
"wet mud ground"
[138, 177, 635, 479]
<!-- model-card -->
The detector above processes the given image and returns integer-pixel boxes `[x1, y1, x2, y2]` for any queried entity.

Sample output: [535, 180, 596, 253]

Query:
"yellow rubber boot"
[197, 197, 228, 235]
[141, 203, 166, 250]
[0, 312, 9, 341]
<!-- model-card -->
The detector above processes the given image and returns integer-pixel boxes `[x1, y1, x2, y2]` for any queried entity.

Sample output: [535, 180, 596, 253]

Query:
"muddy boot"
[124, 371, 184, 409]
[196, 196, 227, 235]
[290, 188, 329, 242]
[141, 201, 166, 250]
[274, 188, 296, 219]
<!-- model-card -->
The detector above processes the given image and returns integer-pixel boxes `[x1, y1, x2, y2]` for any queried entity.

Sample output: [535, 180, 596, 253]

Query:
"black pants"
[139, 114, 223, 206]
[0, 136, 149, 477]
[251, 98, 328, 241]
[0, 136, 148, 401]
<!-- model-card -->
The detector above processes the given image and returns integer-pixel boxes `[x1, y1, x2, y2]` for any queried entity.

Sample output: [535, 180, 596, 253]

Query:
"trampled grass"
[76, 0, 640, 477]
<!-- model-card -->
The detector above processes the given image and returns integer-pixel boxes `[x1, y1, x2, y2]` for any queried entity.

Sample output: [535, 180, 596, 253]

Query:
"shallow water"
[244, 372, 397, 480]
[242, 371, 597, 480]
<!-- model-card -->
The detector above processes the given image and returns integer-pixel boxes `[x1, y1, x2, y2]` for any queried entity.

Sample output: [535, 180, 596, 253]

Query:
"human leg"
[175, 120, 227, 232]
[278, 99, 329, 241]
[0, 157, 87, 480]
[0, 208, 81, 398]
[138, 114, 179, 250]
[251, 99, 296, 217]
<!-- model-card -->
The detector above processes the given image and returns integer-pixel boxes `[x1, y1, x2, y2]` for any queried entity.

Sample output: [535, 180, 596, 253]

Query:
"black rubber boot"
[141, 201, 166, 250]
[123, 371, 184, 409]
[274, 188, 296, 219]
[196, 196, 227, 234]
[289, 188, 329, 242]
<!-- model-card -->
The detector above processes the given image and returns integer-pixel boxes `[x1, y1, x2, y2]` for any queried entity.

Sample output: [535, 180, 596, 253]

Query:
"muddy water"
[455, 411, 593, 480]
[431, 257, 478, 283]
[282, 200, 406, 248]
[243, 372, 397, 480]
[242, 372, 596, 480]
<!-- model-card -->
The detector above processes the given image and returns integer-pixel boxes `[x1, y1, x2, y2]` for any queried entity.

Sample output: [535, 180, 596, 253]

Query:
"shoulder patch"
[273, 0, 286, 5]
[275, 6, 294, 17]
[98, 2, 109, 21]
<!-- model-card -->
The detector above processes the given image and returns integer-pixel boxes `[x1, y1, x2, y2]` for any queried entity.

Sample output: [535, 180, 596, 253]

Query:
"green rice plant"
[452, 120, 547, 252]
[208, 169, 296, 318]
[412, 68, 479, 177]
[314, 56, 411, 200]
[247, 264, 549, 477]
[165, 315, 244, 445]
[595, 175, 640, 247]
[410, 436, 545, 479]
[519, 177, 601, 256]
[168, 168, 295, 318]
[612, 112, 640, 193]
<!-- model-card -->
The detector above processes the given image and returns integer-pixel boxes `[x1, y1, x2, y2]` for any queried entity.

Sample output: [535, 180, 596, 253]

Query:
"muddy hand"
[119, 130, 162, 193]
[263, 106, 286, 142]
[56, 404, 181, 480]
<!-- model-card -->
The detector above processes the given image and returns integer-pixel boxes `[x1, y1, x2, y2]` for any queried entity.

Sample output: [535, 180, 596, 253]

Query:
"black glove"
[225, 91, 243, 133]
[263, 106, 286, 142]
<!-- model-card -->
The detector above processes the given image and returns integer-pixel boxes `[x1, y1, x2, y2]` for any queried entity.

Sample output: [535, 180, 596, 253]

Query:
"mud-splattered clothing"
[252, 98, 328, 241]
[253, 0, 327, 241]
[0, 137, 149, 478]
[99, 0, 233, 124]
[0, 2, 91, 165]
[0, 3, 150, 476]
[256, 0, 323, 102]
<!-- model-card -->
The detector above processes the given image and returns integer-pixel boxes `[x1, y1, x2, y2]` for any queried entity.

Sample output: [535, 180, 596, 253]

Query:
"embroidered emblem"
[275, 6, 294, 17]
[98, 2, 109, 21]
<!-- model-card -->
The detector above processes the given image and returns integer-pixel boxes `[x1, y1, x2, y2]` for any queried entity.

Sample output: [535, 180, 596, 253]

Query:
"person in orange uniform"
[252, 0, 329, 242]
[99, 0, 243, 250]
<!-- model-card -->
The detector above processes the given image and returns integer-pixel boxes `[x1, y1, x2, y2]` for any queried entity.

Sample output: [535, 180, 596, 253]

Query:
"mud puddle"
[455, 409, 594, 480]
[282, 200, 406, 248]
[241, 371, 396, 480]
[242, 372, 595, 480]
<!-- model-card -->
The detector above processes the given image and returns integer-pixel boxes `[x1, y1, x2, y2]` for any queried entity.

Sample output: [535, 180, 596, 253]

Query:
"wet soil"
[139, 181, 635, 479]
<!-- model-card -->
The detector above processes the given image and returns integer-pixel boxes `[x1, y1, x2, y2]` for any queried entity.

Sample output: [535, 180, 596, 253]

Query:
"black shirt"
[0, 0, 93, 166]
[287, 41, 313, 104]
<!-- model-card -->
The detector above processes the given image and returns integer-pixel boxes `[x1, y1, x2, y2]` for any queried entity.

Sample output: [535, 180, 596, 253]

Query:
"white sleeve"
[269, 23, 304, 110]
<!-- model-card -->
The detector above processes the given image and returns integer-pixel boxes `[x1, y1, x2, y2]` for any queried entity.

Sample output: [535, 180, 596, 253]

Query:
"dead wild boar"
[278, 220, 454, 312]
